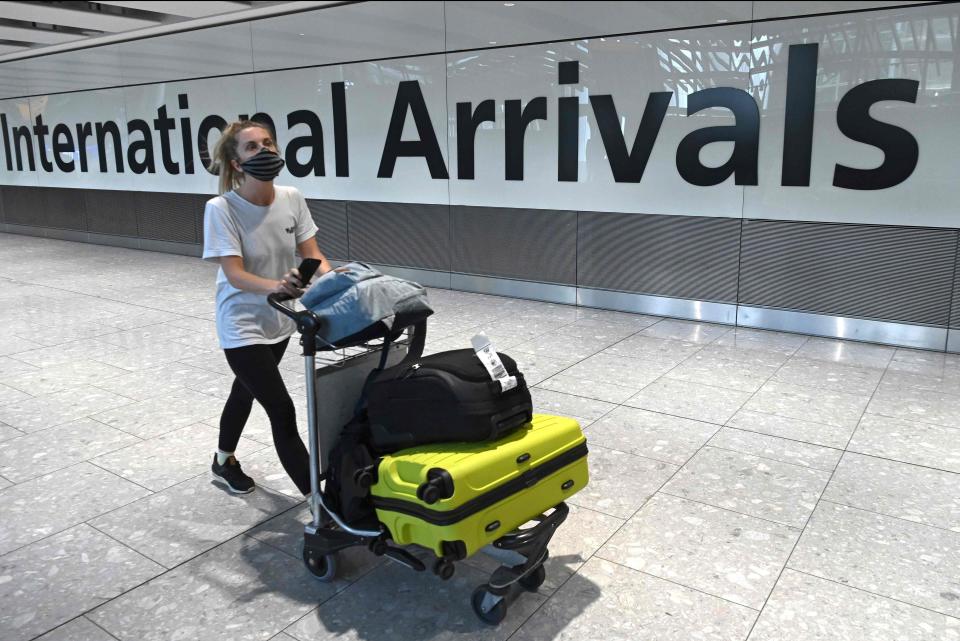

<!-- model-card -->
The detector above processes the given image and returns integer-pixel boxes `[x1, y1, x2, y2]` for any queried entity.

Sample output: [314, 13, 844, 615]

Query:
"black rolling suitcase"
[365, 348, 533, 452]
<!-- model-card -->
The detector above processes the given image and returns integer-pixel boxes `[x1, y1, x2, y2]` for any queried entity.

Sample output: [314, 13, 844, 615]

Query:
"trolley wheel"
[302, 547, 338, 582]
[354, 469, 374, 489]
[518, 564, 546, 592]
[471, 585, 507, 625]
[433, 558, 455, 581]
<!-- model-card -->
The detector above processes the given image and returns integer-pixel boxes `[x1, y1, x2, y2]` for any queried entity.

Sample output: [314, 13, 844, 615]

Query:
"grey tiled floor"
[1, 233, 959, 641]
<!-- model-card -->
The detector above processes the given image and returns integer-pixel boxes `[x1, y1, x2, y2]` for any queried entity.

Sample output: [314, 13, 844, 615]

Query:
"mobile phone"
[296, 258, 321, 287]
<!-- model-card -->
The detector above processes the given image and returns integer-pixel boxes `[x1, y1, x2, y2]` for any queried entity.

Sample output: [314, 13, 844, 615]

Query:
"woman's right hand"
[273, 268, 304, 298]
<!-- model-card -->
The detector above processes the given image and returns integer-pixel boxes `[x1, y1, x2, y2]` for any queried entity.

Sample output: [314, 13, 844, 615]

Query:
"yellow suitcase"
[370, 414, 588, 559]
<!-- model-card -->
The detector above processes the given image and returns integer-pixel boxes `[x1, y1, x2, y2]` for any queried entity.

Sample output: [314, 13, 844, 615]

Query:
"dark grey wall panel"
[196, 194, 210, 247]
[45, 228, 87, 242]
[949, 237, 960, 329]
[2, 186, 43, 226]
[134, 191, 208, 244]
[452, 206, 577, 284]
[84, 189, 139, 236]
[4, 184, 960, 342]
[140, 238, 202, 257]
[42, 187, 86, 231]
[578, 211, 741, 302]
[307, 199, 348, 260]
[740, 220, 957, 326]
[347, 201, 449, 271]
[88, 232, 141, 251]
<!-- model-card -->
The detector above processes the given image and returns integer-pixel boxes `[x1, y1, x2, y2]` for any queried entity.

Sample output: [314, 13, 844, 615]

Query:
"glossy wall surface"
[0, 2, 957, 350]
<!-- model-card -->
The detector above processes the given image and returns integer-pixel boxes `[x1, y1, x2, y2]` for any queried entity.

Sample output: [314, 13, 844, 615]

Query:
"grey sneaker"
[211, 454, 255, 494]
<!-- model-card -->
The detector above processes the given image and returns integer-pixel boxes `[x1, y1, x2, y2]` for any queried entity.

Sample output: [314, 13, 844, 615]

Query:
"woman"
[202, 120, 337, 495]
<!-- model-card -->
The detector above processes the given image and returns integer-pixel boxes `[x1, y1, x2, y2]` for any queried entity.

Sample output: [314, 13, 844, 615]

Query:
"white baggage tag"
[499, 375, 518, 392]
[471, 332, 515, 393]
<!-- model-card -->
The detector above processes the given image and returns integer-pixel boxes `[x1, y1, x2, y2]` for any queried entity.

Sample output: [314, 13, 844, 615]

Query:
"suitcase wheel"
[432, 558, 455, 581]
[471, 585, 507, 625]
[518, 564, 546, 592]
[302, 547, 338, 582]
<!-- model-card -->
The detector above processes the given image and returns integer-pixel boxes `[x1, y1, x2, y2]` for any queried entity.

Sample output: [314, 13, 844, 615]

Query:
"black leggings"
[219, 338, 310, 495]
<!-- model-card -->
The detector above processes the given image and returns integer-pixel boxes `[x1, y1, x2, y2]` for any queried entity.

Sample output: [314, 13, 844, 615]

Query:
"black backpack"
[322, 415, 378, 527]
[364, 348, 533, 453]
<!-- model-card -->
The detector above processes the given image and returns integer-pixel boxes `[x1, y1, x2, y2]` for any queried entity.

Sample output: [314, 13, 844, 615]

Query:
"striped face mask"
[240, 148, 285, 181]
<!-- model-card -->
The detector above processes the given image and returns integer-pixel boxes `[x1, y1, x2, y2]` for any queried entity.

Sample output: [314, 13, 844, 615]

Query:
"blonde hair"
[210, 120, 275, 194]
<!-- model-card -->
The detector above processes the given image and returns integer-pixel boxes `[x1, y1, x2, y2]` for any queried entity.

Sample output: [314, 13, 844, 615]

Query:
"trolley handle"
[267, 292, 317, 324]
[267, 291, 299, 319]
[268, 293, 324, 354]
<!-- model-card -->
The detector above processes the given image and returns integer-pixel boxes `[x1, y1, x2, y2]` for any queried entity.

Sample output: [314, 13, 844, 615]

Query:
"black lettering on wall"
[0, 114, 12, 171]
[504, 97, 547, 180]
[558, 60, 580, 182]
[676, 87, 759, 186]
[33, 115, 53, 173]
[178, 94, 194, 174]
[782, 43, 819, 186]
[75, 122, 92, 172]
[332, 81, 349, 177]
[95, 121, 124, 173]
[198, 114, 227, 173]
[126, 119, 156, 174]
[456, 99, 495, 180]
[12, 124, 35, 172]
[590, 92, 671, 183]
[154, 105, 179, 175]
[0, 63, 927, 192]
[52, 124, 75, 172]
[833, 79, 920, 190]
[286, 110, 325, 177]
[378, 80, 448, 179]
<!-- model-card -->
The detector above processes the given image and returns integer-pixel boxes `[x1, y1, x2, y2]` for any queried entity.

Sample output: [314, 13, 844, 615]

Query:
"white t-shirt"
[202, 185, 319, 349]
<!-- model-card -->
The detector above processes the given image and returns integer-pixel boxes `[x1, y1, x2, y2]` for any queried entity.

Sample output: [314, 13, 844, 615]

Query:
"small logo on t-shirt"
[285, 226, 295, 234]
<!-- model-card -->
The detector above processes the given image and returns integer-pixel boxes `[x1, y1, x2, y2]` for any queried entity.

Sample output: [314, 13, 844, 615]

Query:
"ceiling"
[0, 1, 303, 58]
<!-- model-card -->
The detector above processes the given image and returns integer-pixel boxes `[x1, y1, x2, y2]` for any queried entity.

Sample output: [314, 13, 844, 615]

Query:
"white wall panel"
[0, 66, 29, 100]
[120, 76, 255, 194]
[253, 54, 450, 204]
[752, 1, 927, 21]
[0, 97, 39, 186]
[447, 25, 752, 217]
[116, 23, 254, 86]
[744, 4, 960, 226]
[27, 88, 131, 190]
[21, 47, 125, 96]
[445, 1, 752, 50]
[0, 1, 953, 227]
[251, 1, 445, 72]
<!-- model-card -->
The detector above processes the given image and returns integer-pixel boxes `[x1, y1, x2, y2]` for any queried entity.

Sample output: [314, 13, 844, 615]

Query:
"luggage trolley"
[268, 293, 570, 625]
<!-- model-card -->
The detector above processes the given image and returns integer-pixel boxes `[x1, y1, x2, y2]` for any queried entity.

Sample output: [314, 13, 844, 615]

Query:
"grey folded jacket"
[300, 262, 432, 344]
